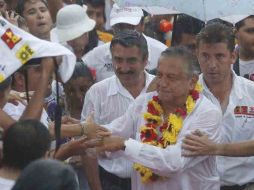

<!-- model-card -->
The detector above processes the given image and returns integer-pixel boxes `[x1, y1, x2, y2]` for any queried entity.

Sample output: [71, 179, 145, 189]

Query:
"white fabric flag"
[0, 16, 76, 83]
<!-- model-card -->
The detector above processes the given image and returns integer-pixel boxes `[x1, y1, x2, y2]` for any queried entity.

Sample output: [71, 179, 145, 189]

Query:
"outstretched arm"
[182, 132, 254, 157]
[20, 58, 55, 121]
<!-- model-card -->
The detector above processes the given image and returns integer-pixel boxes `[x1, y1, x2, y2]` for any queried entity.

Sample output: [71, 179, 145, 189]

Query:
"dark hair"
[85, 29, 99, 54]
[16, 0, 48, 16]
[174, 14, 205, 45]
[70, 61, 94, 82]
[12, 58, 42, 88]
[82, 0, 105, 7]
[235, 15, 254, 30]
[207, 18, 233, 27]
[110, 30, 148, 60]
[11, 159, 79, 190]
[2, 119, 51, 169]
[196, 23, 235, 52]
[0, 76, 12, 91]
[82, 0, 106, 24]
[160, 46, 201, 77]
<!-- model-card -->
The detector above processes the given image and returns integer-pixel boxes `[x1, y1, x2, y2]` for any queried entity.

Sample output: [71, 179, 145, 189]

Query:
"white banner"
[0, 17, 76, 83]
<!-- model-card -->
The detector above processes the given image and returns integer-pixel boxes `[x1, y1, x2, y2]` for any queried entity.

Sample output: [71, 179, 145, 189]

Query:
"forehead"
[197, 42, 230, 53]
[86, 3, 104, 12]
[242, 17, 254, 28]
[24, 0, 46, 10]
[111, 44, 141, 56]
[157, 56, 186, 74]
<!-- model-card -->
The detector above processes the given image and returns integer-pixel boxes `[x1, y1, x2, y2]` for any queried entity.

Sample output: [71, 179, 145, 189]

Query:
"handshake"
[49, 115, 126, 156]
[80, 115, 126, 153]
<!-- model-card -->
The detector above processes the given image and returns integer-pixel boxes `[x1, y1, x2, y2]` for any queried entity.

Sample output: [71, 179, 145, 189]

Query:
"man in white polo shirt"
[82, 4, 167, 82]
[81, 30, 155, 190]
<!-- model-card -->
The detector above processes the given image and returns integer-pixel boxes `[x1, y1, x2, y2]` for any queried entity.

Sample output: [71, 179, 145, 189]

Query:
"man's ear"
[189, 74, 199, 90]
[230, 50, 237, 65]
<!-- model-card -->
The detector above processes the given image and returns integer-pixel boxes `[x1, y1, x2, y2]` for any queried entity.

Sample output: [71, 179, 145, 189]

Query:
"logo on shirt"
[1, 28, 22, 49]
[234, 106, 254, 116]
[104, 63, 114, 72]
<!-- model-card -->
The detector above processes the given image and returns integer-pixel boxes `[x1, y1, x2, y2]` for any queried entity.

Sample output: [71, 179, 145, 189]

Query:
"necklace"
[133, 83, 202, 183]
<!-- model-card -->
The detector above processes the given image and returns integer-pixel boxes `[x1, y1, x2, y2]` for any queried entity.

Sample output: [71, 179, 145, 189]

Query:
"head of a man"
[235, 15, 254, 59]
[174, 14, 204, 54]
[156, 47, 199, 107]
[12, 159, 79, 190]
[53, 4, 95, 58]
[110, 4, 144, 34]
[12, 58, 52, 96]
[110, 30, 148, 85]
[2, 119, 51, 170]
[83, 0, 105, 31]
[16, 0, 53, 40]
[64, 62, 95, 114]
[196, 23, 236, 86]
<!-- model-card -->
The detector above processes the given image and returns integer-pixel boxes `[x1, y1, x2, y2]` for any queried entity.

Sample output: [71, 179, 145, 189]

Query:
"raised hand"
[82, 113, 111, 139]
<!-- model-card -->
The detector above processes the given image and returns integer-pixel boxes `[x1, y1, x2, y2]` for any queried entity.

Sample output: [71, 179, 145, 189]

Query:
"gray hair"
[160, 46, 201, 77]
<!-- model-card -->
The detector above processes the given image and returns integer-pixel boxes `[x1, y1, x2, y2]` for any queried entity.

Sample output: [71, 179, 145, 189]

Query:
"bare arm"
[0, 109, 15, 130]
[182, 133, 254, 157]
[20, 58, 55, 120]
[81, 155, 102, 190]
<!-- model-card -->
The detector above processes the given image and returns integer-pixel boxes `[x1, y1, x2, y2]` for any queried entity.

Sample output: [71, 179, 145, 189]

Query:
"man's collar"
[199, 70, 243, 100]
[107, 71, 151, 97]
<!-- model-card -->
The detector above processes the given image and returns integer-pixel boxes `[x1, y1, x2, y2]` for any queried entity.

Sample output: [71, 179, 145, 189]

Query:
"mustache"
[116, 70, 135, 75]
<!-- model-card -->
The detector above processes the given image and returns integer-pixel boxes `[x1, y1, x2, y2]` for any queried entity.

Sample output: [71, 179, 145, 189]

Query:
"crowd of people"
[1, 0, 254, 190]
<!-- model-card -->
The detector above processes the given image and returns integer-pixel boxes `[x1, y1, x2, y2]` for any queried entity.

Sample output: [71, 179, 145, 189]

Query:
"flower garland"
[133, 83, 202, 183]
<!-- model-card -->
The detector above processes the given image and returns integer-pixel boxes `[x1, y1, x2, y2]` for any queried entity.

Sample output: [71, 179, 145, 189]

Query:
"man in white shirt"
[81, 30, 155, 190]
[82, 4, 167, 82]
[92, 46, 221, 190]
[195, 23, 254, 190]
[233, 15, 254, 81]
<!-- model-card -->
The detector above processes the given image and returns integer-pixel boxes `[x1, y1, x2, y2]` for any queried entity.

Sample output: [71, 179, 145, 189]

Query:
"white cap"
[110, 4, 144, 27]
[52, 4, 95, 42]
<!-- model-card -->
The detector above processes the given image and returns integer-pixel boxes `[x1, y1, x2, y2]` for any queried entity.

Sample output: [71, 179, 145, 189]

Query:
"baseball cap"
[110, 4, 144, 27]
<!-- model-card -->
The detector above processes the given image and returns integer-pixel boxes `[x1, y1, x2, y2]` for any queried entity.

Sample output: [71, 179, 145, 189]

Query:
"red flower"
[159, 123, 168, 132]
[141, 128, 157, 142]
[147, 102, 160, 115]
[153, 96, 159, 102]
[175, 108, 187, 117]
[146, 123, 157, 129]
[190, 90, 199, 101]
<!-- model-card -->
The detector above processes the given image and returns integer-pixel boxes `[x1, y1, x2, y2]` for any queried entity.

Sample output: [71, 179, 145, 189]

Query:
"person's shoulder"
[143, 34, 167, 49]
[82, 42, 111, 63]
[88, 75, 115, 92]
[0, 176, 15, 190]
[235, 75, 254, 94]
[237, 75, 254, 87]
[88, 42, 111, 53]
[135, 91, 157, 105]
[198, 94, 221, 113]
